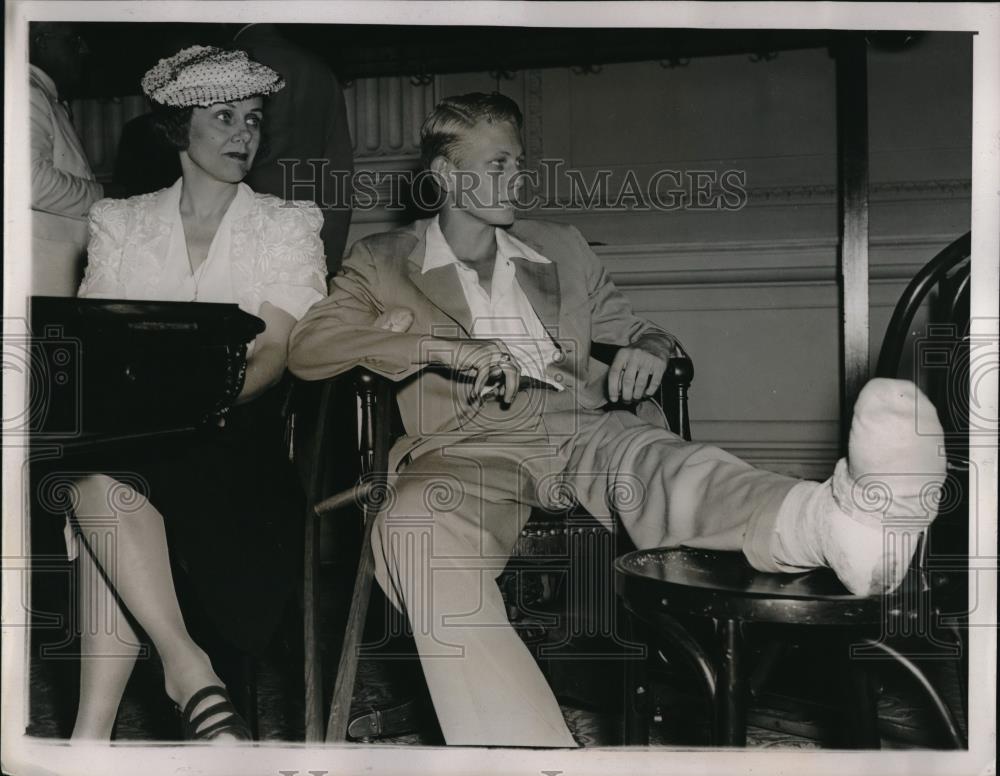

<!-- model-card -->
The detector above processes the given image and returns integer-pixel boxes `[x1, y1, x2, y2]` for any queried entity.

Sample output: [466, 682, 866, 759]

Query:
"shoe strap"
[181, 685, 250, 740]
[193, 715, 252, 741]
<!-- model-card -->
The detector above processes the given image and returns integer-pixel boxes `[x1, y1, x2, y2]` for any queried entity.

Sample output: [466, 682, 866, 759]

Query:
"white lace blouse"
[78, 179, 326, 323]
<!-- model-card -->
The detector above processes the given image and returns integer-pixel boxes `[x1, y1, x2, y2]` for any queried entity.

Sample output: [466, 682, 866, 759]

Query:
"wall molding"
[595, 233, 964, 289]
[710, 441, 840, 479]
[522, 177, 971, 215]
[746, 178, 971, 208]
[691, 422, 841, 478]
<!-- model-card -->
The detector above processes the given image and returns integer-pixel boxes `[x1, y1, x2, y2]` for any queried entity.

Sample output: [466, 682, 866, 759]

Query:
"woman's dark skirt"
[72, 383, 304, 658]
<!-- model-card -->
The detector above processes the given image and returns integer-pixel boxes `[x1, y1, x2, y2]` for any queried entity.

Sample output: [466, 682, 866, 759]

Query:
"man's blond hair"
[419, 92, 523, 169]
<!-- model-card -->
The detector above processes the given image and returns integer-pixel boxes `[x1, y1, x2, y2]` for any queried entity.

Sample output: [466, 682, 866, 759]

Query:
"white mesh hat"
[141, 45, 284, 108]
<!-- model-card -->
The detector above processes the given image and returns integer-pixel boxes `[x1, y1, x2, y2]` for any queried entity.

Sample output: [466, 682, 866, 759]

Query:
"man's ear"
[429, 155, 453, 194]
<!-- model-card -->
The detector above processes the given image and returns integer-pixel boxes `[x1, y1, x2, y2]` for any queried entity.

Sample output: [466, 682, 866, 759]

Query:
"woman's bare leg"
[71, 474, 242, 739]
[71, 537, 141, 739]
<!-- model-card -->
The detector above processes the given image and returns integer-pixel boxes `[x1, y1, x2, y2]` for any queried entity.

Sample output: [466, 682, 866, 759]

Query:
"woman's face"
[183, 96, 264, 183]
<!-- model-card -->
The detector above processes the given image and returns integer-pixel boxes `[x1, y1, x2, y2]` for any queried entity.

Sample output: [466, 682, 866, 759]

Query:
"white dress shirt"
[158, 180, 242, 307]
[423, 216, 563, 390]
[29, 64, 103, 217]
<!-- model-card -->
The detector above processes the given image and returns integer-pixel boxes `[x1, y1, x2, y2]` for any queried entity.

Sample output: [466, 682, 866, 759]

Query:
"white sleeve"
[77, 199, 127, 298]
[259, 200, 327, 320]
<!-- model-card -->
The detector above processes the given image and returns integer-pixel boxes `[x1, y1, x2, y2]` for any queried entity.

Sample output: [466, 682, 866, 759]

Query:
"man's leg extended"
[370, 443, 578, 747]
[561, 408, 798, 553]
[562, 379, 946, 596]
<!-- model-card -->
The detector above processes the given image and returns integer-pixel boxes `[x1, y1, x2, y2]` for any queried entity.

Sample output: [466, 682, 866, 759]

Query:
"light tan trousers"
[371, 406, 799, 746]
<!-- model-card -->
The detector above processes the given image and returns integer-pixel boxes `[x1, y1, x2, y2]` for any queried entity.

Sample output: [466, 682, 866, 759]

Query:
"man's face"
[442, 119, 525, 227]
[183, 98, 264, 183]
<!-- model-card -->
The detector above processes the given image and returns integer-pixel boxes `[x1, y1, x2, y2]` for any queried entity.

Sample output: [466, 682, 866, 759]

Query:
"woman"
[70, 45, 325, 741]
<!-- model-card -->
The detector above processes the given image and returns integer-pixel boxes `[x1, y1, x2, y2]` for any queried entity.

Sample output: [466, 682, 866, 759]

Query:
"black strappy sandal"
[179, 685, 253, 741]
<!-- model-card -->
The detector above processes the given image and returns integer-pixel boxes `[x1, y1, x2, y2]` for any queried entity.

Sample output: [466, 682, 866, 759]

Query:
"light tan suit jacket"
[288, 217, 676, 461]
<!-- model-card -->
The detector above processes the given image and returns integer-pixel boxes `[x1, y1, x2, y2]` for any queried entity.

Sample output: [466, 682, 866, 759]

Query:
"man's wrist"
[631, 332, 678, 360]
[419, 336, 487, 369]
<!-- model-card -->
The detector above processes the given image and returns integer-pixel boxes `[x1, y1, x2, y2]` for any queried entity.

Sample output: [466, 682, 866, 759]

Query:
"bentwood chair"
[301, 345, 694, 743]
[615, 232, 971, 748]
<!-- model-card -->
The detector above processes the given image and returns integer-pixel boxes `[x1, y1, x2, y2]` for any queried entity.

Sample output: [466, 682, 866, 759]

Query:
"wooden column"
[835, 33, 871, 448]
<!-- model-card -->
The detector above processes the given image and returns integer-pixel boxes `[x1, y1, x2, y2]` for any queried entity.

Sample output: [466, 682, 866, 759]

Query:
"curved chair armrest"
[662, 356, 694, 441]
[310, 367, 394, 517]
[352, 368, 395, 477]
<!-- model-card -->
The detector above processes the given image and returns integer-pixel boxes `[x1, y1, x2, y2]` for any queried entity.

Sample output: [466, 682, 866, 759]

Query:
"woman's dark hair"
[149, 103, 194, 151]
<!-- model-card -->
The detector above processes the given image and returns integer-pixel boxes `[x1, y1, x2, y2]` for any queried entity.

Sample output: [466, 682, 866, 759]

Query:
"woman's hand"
[237, 302, 295, 404]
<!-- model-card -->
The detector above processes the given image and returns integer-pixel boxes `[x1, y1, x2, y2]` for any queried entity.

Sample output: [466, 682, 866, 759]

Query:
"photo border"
[3, 2, 997, 775]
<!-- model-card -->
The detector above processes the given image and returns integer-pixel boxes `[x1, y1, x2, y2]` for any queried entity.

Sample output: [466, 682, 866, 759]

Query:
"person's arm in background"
[30, 84, 103, 217]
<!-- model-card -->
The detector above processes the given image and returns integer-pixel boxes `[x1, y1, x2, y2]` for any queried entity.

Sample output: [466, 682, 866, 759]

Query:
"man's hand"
[608, 335, 686, 403]
[455, 340, 523, 406]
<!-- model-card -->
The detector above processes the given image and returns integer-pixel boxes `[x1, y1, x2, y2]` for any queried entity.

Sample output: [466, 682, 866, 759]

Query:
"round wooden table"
[614, 546, 961, 747]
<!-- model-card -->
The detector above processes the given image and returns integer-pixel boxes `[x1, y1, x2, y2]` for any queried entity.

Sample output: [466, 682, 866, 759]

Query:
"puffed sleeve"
[259, 199, 327, 320]
[77, 198, 127, 298]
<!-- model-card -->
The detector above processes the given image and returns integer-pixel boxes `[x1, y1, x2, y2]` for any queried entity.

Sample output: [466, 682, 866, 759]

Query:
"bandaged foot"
[770, 379, 946, 595]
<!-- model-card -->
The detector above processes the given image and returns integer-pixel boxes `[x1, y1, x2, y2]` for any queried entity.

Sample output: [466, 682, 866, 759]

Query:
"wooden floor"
[24, 564, 967, 748]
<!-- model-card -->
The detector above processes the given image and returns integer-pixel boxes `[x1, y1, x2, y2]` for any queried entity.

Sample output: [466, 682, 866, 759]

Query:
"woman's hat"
[141, 45, 284, 108]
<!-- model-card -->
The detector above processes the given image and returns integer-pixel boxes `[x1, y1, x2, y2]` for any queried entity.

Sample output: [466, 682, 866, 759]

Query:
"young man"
[288, 93, 945, 747]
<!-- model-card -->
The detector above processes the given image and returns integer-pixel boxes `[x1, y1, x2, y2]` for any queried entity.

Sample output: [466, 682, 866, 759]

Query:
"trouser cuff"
[741, 479, 814, 573]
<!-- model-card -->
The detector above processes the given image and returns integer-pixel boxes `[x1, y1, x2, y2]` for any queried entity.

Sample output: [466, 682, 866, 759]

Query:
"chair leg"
[841, 646, 880, 749]
[649, 610, 718, 745]
[242, 653, 259, 740]
[303, 382, 333, 743]
[944, 622, 968, 733]
[621, 614, 650, 746]
[716, 618, 747, 746]
[303, 509, 323, 742]
[325, 502, 379, 742]
[860, 637, 966, 748]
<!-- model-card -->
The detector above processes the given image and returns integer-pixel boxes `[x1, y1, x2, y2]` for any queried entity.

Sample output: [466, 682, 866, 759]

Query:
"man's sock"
[769, 378, 946, 596]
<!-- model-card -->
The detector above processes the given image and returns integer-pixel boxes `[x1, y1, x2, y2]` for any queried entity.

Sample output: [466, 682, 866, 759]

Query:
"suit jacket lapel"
[510, 256, 561, 336]
[404, 220, 563, 338]
[405, 230, 474, 334]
